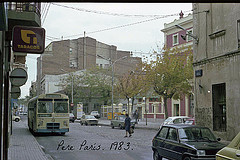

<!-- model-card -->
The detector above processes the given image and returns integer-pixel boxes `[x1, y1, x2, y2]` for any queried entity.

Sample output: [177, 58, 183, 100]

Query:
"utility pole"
[83, 31, 86, 69]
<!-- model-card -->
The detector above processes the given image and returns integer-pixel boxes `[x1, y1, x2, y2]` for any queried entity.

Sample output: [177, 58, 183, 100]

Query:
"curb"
[98, 122, 159, 131]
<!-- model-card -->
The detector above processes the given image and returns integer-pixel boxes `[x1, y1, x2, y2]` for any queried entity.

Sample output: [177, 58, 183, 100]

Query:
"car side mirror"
[217, 138, 221, 141]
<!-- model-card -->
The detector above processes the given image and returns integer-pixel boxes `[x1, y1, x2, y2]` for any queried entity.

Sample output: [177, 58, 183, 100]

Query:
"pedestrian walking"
[134, 109, 139, 124]
[124, 114, 132, 137]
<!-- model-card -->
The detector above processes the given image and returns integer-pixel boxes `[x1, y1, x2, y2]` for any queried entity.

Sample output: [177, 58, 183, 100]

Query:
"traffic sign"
[11, 86, 21, 99]
[10, 68, 28, 86]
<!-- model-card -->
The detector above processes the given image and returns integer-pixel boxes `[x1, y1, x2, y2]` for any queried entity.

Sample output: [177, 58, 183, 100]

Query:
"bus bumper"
[36, 128, 69, 133]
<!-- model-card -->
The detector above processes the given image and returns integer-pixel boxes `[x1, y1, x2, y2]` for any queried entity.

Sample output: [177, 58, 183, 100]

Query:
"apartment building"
[193, 3, 240, 140]
[37, 37, 141, 95]
[160, 11, 194, 119]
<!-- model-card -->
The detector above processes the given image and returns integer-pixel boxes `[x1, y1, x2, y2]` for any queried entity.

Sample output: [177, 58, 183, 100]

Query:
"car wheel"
[15, 118, 20, 122]
[153, 150, 162, 160]
[183, 156, 191, 160]
[111, 123, 114, 129]
[119, 124, 123, 129]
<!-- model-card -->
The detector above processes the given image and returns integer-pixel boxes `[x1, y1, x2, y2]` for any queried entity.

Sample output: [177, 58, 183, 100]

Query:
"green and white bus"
[28, 93, 69, 135]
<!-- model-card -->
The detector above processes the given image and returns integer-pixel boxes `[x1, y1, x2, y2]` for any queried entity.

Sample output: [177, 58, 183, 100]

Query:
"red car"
[185, 118, 195, 125]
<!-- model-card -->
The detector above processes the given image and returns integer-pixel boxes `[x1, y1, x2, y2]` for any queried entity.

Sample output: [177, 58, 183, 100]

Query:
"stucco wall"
[193, 3, 240, 140]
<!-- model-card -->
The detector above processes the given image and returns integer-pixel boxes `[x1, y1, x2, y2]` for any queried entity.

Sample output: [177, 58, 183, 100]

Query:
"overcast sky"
[21, 3, 192, 98]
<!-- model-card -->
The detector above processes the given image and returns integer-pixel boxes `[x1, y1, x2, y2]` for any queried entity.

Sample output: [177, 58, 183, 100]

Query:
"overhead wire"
[42, 3, 51, 26]
[51, 3, 192, 18]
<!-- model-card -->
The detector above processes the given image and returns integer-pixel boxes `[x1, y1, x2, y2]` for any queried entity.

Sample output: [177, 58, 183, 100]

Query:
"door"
[164, 128, 182, 160]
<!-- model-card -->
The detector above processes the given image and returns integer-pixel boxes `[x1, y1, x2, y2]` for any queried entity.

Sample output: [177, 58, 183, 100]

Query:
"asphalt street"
[35, 121, 158, 160]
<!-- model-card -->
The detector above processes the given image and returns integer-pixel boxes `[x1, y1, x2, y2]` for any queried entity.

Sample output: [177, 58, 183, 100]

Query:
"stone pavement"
[8, 119, 52, 160]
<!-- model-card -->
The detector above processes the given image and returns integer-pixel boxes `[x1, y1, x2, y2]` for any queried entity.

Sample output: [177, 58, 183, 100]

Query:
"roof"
[163, 124, 208, 129]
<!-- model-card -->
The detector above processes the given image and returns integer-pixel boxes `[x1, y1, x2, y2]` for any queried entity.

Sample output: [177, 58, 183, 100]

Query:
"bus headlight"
[63, 120, 68, 126]
[38, 120, 43, 126]
[197, 150, 205, 156]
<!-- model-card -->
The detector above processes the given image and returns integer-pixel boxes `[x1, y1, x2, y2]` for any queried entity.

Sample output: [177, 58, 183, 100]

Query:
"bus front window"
[54, 101, 68, 113]
[38, 101, 53, 113]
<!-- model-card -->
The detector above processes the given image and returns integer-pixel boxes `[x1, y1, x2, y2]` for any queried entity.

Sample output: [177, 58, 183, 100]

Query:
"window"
[167, 128, 178, 141]
[187, 29, 193, 42]
[38, 101, 53, 113]
[212, 83, 226, 132]
[173, 118, 183, 124]
[237, 20, 240, 48]
[173, 33, 179, 46]
[157, 127, 169, 139]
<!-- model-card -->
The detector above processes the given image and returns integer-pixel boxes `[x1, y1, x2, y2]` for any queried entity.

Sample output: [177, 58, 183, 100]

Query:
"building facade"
[36, 37, 141, 95]
[0, 2, 41, 159]
[193, 3, 240, 140]
[160, 11, 194, 119]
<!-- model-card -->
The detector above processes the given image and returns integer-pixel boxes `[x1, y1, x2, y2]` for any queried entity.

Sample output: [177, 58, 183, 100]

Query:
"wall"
[193, 3, 240, 140]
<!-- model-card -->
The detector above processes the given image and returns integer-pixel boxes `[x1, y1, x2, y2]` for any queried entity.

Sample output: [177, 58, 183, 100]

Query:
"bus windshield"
[38, 100, 53, 113]
[54, 100, 68, 113]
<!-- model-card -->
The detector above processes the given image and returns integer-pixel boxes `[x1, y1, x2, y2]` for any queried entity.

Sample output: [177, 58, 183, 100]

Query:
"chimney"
[179, 10, 184, 19]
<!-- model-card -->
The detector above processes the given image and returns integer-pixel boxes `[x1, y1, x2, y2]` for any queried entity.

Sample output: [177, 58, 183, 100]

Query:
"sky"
[20, 3, 193, 98]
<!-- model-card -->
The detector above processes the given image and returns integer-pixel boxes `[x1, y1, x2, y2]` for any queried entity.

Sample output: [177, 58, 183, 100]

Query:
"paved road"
[35, 122, 158, 160]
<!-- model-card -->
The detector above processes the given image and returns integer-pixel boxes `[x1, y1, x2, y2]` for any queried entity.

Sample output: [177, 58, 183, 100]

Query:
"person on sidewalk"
[124, 114, 132, 137]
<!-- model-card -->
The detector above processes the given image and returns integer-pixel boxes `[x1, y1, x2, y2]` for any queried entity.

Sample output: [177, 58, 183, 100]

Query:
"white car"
[12, 115, 21, 122]
[90, 111, 100, 119]
[160, 116, 190, 128]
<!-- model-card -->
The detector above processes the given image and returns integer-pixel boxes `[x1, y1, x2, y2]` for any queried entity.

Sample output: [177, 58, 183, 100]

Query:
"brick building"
[36, 36, 141, 95]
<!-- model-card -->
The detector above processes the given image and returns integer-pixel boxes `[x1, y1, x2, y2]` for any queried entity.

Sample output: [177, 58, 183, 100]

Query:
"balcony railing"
[7, 2, 41, 17]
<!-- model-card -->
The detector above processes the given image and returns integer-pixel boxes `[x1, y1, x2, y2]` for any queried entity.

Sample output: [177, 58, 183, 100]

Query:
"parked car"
[80, 115, 98, 126]
[12, 115, 20, 122]
[185, 118, 195, 125]
[152, 124, 226, 160]
[90, 111, 100, 119]
[160, 116, 190, 128]
[216, 132, 240, 160]
[69, 113, 75, 123]
[110, 115, 135, 129]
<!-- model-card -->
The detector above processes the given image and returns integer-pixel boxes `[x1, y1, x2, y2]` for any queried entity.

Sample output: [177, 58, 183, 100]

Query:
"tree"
[59, 66, 112, 113]
[145, 46, 193, 119]
[116, 62, 149, 114]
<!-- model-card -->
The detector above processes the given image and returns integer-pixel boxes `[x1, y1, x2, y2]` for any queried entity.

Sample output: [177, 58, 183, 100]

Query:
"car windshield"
[85, 115, 95, 119]
[179, 127, 217, 142]
[119, 116, 126, 121]
[164, 117, 173, 122]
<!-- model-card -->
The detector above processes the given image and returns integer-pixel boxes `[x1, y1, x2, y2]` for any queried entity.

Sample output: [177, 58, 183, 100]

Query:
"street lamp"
[143, 97, 147, 125]
[97, 55, 128, 120]
[175, 24, 199, 44]
[61, 69, 74, 106]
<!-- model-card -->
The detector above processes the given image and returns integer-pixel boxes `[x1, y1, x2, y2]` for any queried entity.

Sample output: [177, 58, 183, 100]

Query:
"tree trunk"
[163, 96, 168, 119]
[127, 98, 130, 114]
[131, 97, 135, 115]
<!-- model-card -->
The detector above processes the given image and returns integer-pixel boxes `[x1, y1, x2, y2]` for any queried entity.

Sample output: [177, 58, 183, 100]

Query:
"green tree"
[59, 66, 112, 112]
[116, 62, 149, 114]
[145, 46, 193, 119]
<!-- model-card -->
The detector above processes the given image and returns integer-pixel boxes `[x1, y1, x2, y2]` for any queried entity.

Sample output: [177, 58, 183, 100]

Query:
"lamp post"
[97, 55, 127, 120]
[175, 24, 199, 44]
[143, 97, 147, 125]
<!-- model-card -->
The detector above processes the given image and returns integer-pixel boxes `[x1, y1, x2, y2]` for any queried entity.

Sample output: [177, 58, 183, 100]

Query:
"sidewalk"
[8, 120, 52, 160]
[98, 118, 163, 130]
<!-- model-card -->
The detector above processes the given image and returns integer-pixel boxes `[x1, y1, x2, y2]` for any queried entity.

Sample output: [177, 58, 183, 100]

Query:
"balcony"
[7, 2, 41, 30]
